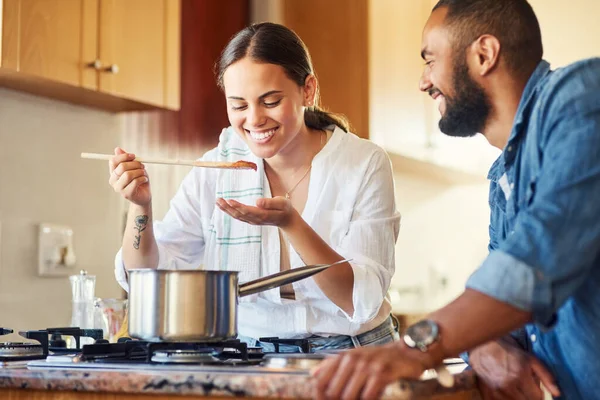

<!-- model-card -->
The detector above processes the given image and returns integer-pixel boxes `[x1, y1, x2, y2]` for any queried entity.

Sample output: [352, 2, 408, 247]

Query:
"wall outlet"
[38, 223, 77, 277]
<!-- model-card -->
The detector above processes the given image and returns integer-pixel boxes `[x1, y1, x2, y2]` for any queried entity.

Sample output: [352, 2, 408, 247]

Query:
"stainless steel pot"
[128, 260, 347, 342]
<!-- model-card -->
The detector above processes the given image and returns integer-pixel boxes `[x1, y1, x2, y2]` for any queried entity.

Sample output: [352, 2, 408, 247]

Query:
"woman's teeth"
[248, 128, 276, 140]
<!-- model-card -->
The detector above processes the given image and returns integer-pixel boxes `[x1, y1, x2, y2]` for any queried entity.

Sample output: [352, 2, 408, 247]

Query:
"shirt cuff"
[113, 246, 168, 294]
[340, 259, 386, 325]
[114, 248, 129, 293]
[459, 351, 470, 364]
[466, 250, 555, 329]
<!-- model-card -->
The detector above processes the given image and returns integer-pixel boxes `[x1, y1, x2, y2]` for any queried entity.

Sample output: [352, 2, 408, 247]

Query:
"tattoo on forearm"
[133, 215, 149, 250]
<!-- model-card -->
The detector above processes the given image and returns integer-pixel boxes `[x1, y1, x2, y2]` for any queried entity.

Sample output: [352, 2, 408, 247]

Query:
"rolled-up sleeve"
[114, 244, 174, 293]
[467, 75, 600, 329]
[336, 150, 401, 324]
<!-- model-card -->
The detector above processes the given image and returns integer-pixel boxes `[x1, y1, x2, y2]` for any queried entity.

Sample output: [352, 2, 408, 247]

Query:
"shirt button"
[530, 334, 537, 343]
[510, 183, 515, 189]
[507, 145, 513, 152]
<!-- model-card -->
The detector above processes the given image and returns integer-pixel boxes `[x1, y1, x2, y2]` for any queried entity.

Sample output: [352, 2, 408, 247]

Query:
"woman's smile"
[245, 126, 279, 144]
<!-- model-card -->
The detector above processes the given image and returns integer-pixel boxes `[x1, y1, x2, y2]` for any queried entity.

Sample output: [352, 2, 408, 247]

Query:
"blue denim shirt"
[466, 59, 600, 400]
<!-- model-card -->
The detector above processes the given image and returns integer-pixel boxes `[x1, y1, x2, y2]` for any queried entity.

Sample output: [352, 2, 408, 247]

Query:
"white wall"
[390, 162, 490, 313]
[0, 88, 125, 334]
[529, 0, 600, 68]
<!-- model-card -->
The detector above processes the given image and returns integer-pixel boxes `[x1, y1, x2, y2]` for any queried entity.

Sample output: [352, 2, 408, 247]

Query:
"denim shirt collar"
[487, 60, 552, 181]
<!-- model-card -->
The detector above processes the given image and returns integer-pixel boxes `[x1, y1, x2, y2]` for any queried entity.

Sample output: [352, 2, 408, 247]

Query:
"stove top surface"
[7, 328, 451, 375]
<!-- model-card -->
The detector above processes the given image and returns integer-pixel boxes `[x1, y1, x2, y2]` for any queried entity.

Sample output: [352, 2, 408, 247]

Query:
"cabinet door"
[1, 0, 98, 89]
[283, 0, 369, 138]
[99, 0, 179, 109]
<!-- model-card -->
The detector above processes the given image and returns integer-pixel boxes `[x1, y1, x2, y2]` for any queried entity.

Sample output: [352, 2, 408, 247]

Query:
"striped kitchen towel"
[204, 128, 266, 289]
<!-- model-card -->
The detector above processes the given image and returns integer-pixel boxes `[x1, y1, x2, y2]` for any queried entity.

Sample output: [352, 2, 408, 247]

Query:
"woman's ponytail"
[304, 106, 349, 132]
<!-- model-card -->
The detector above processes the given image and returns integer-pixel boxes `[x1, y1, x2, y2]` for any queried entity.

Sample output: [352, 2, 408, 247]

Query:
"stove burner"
[151, 349, 220, 364]
[147, 339, 250, 362]
[0, 342, 43, 358]
[0, 327, 104, 362]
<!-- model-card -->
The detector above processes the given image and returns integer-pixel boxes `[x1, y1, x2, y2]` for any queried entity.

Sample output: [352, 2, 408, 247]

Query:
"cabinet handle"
[104, 64, 120, 74]
[87, 59, 103, 70]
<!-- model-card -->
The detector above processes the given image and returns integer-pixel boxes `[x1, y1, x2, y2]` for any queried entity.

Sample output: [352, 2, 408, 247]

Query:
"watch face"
[406, 320, 438, 348]
[408, 320, 434, 341]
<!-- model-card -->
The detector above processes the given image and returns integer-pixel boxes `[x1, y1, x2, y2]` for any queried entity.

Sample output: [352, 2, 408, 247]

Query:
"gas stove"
[1, 327, 327, 374]
[0, 327, 104, 368]
[76, 337, 263, 364]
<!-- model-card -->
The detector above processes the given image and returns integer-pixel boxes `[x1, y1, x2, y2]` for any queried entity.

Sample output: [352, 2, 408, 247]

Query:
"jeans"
[238, 315, 400, 353]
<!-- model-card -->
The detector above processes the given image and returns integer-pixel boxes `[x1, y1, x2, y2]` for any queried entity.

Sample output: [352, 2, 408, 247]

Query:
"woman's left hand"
[216, 197, 296, 228]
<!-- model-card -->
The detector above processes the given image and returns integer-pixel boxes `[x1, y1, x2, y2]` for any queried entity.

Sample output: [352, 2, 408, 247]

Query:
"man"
[313, 1, 600, 399]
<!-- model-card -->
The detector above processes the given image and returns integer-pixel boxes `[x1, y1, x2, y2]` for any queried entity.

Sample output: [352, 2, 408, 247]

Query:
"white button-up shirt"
[115, 127, 400, 339]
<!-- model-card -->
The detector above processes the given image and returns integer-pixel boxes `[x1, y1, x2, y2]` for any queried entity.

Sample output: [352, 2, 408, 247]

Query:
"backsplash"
[0, 88, 125, 330]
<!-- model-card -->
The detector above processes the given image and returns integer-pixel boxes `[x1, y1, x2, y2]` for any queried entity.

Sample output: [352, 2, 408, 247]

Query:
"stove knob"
[49, 333, 66, 348]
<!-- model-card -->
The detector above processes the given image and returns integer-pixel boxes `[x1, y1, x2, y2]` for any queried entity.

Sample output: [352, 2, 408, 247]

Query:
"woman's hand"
[215, 196, 296, 228]
[108, 147, 152, 206]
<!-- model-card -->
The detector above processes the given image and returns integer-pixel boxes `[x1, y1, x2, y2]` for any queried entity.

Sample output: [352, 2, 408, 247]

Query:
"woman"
[110, 22, 400, 351]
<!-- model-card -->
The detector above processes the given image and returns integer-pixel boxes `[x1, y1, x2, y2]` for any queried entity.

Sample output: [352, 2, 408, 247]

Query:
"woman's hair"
[215, 22, 349, 133]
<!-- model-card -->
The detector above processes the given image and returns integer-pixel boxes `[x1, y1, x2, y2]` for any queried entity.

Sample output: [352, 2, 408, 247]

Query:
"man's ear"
[468, 34, 501, 76]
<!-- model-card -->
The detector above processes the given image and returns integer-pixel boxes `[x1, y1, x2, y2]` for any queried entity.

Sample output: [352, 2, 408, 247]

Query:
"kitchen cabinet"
[0, 0, 180, 112]
[281, 0, 369, 139]
[0, 0, 96, 88]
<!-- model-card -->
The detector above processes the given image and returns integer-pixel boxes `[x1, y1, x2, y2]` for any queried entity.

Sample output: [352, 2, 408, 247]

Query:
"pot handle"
[238, 259, 351, 297]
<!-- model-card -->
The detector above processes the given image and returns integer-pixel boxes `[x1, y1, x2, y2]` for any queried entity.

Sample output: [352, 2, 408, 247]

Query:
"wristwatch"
[403, 319, 440, 352]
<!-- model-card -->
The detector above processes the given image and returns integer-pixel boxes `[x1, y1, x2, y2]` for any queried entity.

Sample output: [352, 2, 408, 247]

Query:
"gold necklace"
[284, 131, 326, 200]
[285, 165, 312, 200]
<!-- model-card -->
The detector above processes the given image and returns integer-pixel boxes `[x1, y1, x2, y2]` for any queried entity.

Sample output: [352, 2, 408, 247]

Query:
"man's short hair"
[433, 0, 543, 76]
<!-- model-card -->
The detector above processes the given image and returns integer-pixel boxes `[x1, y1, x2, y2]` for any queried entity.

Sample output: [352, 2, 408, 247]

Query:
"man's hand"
[311, 341, 427, 400]
[469, 337, 560, 400]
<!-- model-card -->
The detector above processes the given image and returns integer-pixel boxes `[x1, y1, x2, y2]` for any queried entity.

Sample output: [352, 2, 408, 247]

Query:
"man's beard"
[438, 57, 491, 137]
